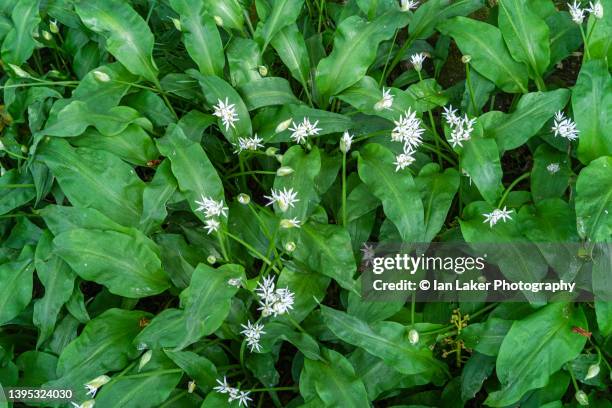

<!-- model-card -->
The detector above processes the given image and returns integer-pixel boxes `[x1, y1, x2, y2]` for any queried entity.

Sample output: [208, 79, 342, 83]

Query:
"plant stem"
[0, 184, 35, 188]
[465, 63, 478, 114]
[579, 24, 591, 61]
[341, 152, 347, 226]
[497, 171, 531, 208]
[383, 36, 415, 85]
[223, 231, 280, 273]
[225, 170, 276, 179]
[379, 30, 399, 86]
[120, 369, 183, 379]
[248, 387, 299, 393]
[418, 70, 443, 166]
[0, 80, 79, 90]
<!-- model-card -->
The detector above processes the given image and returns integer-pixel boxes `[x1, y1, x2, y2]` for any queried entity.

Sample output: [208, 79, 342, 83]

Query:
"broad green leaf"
[292, 221, 356, 290]
[438, 17, 528, 93]
[190, 72, 252, 143]
[415, 163, 460, 241]
[461, 352, 495, 401]
[480, 89, 570, 151]
[179, 264, 244, 348]
[53, 228, 170, 298]
[258, 321, 321, 360]
[460, 136, 503, 204]
[270, 24, 311, 90]
[170, 0, 224, 76]
[157, 125, 224, 223]
[33, 231, 76, 348]
[238, 77, 299, 110]
[485, 303, 587, 406]
[406, 78, 449, 112]
[227, 37, 263, 86]
[530, 144, 570, 202]
[15, 351, 58, 387]
[45, 309, 150, 402]
[573, 60, 612, 164]
[0, 0, 39, 65]
[410, 0, 484, 39]
[277, 267, 329, 324]
[133, 308, 187, 350]
[575, 156, 612, 242]
[0, 169, 35, 216]
[164, 350, 217, 390]
[585, 0, 612, 61]
[498, 0, 550, 78]
[322, 306, 448, 376]
[546, 11, 581, 67]
[258, 0, 304, 51]
[37, 138, 145, 228]
[460, 317, 512, 357]
[39, 205, 130, 236]
[75, 0, 159, 83]
[140, 160, 178, 234]
[0, 247, 34, 325]
[315, 12, 409, 101]
[301, 347, 369, 407]
[203, 0, 244, 32]
[358, 143, 425, 242]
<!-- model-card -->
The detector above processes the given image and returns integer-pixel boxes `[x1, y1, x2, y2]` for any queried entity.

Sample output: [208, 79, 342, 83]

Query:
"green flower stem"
[341, 151, 347, 226]
[0, 184, 34, 188]
[216, 230, 230, 262]
[159, 390, 189, 407]
[567, 364, 580, 392]
[119, 369, 183, 380]
[410, 292, 416, 325]
[420, 143, 457, 166]
[418, 70, 443, 166]
[579, 24, 591, 61]
[0, 212, 40, 219]
[243, 9, 256, 40]
[383, 36, 415, 85]
[0, 80, 79, 90]
[259, 227, 280, 276]
[3, 150, 28, 160]
[286, 315, 308, 335]
[152, 78, 178, 120]
[465, 63, 478, 114]
[585, 18, 599, 47]
[317, 0, 325, 32]
[225, 170, 276, 179]
[223, 231, 280, 273]
[353, 130, 389, 143]
[379, 29, 399, 87]
[248, 387, 298, 393]
[534, 75, 547, 92]
[497, 171, 531, 208]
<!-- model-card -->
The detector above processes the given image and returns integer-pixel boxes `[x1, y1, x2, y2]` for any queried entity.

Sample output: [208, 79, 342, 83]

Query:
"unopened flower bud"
[408, 329, 419, 345]
[585, 363, 600, 380]
[138, 350, 152, 371]
[81, 401, 96, 408]
[276, 166, 294, 176]
[187, 380, 196, 393]
[214, 16, 223, 26]
[20, 145, 28, 153]
[265, 147, 279, 156]
[93, 70, 111, 82]
[275, 118, 293, 133]
[49, 20, 59, 34]
[340, 131, 353, 153]
[575, 390, 589, 406]
[171, 18, 181, 31]
[280, 218, 301, 229]
[84, 375, 110, 398]
[207, 255, 217, 264]
[284, 242, 296, 252]
[42, 30, 52, 41]
[258, 65, 268, 76]
[461, 55, 472, 64]
[9, 64, 30, 78]
[237, 193, 250, 205]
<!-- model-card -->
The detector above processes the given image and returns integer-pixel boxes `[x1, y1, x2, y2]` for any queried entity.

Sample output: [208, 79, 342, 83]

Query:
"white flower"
[361, 243, 375, 265]
[187, 380, 196, 393]
[289, 117, 321, 144]
[214, 377, 233, 394]
[195, 195, 228, 219]
[374, 88, 394, 111]
[214, 15, 224, 26]
[340, 131, 354, 153]
[448, 115, 476, 148]
[84, 375, 110, 398]
[171, 17, 181, 31]
[255, 276, 295, 317]
[284, 241, 296, 252]
[235, 135, 264, 153]
[546, 163, 561, 174]
[442, 105, 461, 127]
[71, 401, 95, 408]
[482, 206, 514, 227]
[204, 218, 220, 234]
[50, 20, 59, 34]
[551, 110, 579, 141]
[241, 321, 266, 352]
[585, 363, 600, 380]
[410, 53, 426, 71]
[400, 0, 419, 11]
[264, 187, 299, 212]
[213, 98, 239, 131]
[586, 1, 603, 18]
[280, 218, 301, 228]
[256, 275, 276, 299]
[568, 1, 586, 23]
[391, 108, 425, 150]
[228, 390, 252, 407]
[394, 151, 416, 172]
[228, 278, 242, 287]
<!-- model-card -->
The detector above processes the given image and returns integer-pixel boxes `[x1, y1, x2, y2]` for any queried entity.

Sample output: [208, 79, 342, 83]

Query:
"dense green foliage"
[0, 0, 611, 407]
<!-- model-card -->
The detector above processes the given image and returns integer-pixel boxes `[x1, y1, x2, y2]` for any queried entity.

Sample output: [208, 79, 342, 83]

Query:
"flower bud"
[9, 64, 30, 78]
[408, 329, 419, 345]
[284, 242, 296, 252]
[280, 218, 300, 229]
[265, 147, 279, 156]
[340, 131, 353, 153]
[81, 401, 96, 408]
[585, 363, 600, 380]
[461, 55, 472, 64]
[20, 145, 28, 153]
[49, 20, 59, 34]
[276, 166, 294, 176]
[258, 65, 268, 76]
[138, 350, 152, 371]
[171, 18, 181, 31]
[575, 390, 589, 406]
[207, 255, 217, 264]
[237, 193, 251, 205]
[42, 30, 52, 41]
[187, 380, 196, 393]
[275, 118, 293, 133]
[214, 16, 223, 26]
[93, 70, 111, 83]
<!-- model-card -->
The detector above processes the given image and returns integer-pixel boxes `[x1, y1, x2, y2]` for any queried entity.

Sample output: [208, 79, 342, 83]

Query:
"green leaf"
[170, 0, 224, 77]
[0, 169, 35, 216]
[301, 347, 369, 407]
[0, 0, 40, 65]
[140, 160, 178, 234]
[322, 306, 448, 376]
[37, 138, 145, 228]
[75, 0, 159, 82]
[0, 247, 34, 325]
[133, 308, 187, 350]
[203, 0, 244, 32]
[459, 136, 504, 204]
[480, 89, 570, 151]
[438, 17, 528, 93]
[227, 37, 263, 86]
[258, 0, 304, 51]
[358, 143, 425, 242]
[410, 0, 484, 39]
[259, 321, 321, 360]
[276, 267, 329, 324]
[498, 0, 550, 78]
[53, 228, 170, 298]
[485, 303, 587, 406]
[575, 156, 612, 242]
[164, 350, 217, 390]
[270, 24, 311, 90]
[315, 12, 408, 101]
[573, 60, 612, 164]
[238, 77, 299, 110]
[530, 144, 571, 202]
[406, 78, 449, 112]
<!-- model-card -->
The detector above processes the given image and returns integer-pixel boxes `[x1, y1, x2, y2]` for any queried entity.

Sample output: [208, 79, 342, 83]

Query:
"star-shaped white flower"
[340, 130, 354, 153]
[394, 151, 416, 172]
[391, 108, 424, 150]
[289, 117, 321, 144]
[410, 53, 426, 71]
[214, 377, 233, 394]
[235, 135, 264, 153]
[264, 187, 299, 212]
[546, 163, 561, 174]
[586, 1, 603, 18]
[213, 98, 239, 131]
[448, 115, 476, 148]
[280, 218, 301, 229]
[400, 0, 419, 11]
[84, 375, 110, 398]
[442, 105, 461, 127]
[482, 206, 514, 227]
[374, 87, 394, 111]
[241, 321, 266, 352]
[568, 1, 586, 23]
[204, 218, 220, 234]
[195, 195, 228, 219]
[551, 111, 579, 141]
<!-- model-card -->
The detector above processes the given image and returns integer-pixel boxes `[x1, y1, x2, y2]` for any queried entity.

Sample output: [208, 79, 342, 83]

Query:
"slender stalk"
[0, 184, 35, 188]
[379, 30, 399, 86]
[579, 24, 591, 61]
[225, 170, 276, 179]
[418, 70, 443, 166]
[383, 36, 415, 85]
[248, 387, 299, 393]
[465, 63, 478, 114]
[223, 231, 280, 273]
[497, 171, 531, 208]
[341, 152, 347, 226]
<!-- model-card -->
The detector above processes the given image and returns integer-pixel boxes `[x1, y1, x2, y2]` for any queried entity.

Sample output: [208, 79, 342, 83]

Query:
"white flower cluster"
[235, 135, 264, 153]
[551, 111, 579, 141]
[195, 195, 228, 234]
[214, 377, 252, 407]
[391, 108, 425, 171]
[289, 117, 321, 144]
[213, 98, 239, 131]
[400, 0, 419, 12]
[374, 88, 394, 111]
[442, 105, 476, 148]
[340, 131, 354, 153]
[546, 162, 561, 174]
[568, 1, 603, 24]
[240, 321, 266, 352]
[482, 206, 514, 228]
[410, 53, 426, 72]
[265, 187, 299, 212]
[256, 275, 295, 318]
